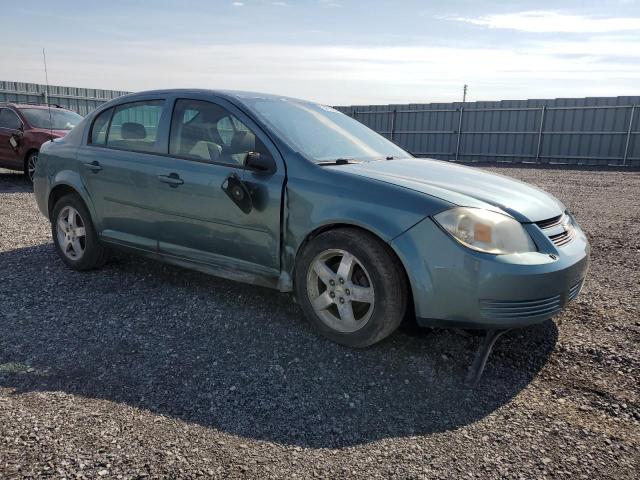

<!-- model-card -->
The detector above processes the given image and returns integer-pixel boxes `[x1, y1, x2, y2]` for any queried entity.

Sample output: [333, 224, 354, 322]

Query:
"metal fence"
[3, 81, 638, 166]
[0, 80, 129, 116]
[336, 96, 640, 167]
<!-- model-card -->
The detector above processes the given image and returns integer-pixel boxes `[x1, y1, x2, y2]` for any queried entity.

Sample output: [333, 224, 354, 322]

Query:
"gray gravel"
[1, 166, 638, 479]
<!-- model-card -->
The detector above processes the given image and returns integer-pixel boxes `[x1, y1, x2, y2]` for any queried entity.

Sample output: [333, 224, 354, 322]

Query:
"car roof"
[114, 88, 317, 105]
[0, 102, 71, 110]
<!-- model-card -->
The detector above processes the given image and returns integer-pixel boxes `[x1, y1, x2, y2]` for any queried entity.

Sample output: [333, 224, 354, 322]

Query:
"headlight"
[433, 207, 537, 255]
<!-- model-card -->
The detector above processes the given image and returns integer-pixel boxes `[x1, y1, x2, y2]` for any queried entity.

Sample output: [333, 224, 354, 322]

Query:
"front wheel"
[25, 150, 38, 182]
[295, 228, 408, 348]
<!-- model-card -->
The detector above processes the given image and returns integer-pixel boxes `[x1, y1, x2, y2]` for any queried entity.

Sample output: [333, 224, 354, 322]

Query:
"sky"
[1, 0, 639, 105]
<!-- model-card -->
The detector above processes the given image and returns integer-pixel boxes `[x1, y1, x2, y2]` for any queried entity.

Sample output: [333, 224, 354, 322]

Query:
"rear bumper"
[33, 175, 50, 219]
[391, 216, 590, 329]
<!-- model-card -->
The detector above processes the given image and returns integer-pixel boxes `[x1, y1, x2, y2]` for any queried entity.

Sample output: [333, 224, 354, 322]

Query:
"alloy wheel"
[27, 153, 38, 181]
[306, 248, 375, 333]
[56, 206, 87, 261]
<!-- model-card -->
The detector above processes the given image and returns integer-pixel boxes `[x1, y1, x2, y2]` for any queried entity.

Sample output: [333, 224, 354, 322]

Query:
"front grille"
[480, 295, 562, 320]
[480, 280, 584, 321]
[535, 213, 575, 247]
[568, 280, 583, 302]
[548, 228, 575, 246]
[535, 214, 564, 230]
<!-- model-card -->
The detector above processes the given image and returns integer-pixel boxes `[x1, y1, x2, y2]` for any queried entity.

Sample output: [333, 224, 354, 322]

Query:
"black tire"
[51, 193, 108, 270]
[24, 150, 38, 182]
[294, 228, 408, 348]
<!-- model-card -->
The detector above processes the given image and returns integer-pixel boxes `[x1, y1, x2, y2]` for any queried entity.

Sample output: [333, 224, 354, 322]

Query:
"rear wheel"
[295, 228, 408, 348]
[24, 150, 38, 182]
[51, 194, 108, 270]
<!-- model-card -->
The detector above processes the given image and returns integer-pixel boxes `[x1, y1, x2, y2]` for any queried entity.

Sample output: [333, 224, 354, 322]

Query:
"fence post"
[623, 105, 636, 166]
[455, 106, 464, 161]
[390, 108, 397, 142]
[535, 106, 546, 162]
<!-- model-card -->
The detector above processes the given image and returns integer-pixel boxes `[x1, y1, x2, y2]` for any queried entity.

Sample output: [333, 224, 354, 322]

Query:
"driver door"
[151, 96, 286, 284]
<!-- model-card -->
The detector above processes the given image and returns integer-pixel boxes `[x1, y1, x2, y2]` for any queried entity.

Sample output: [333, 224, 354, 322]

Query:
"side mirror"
[245, 151, 276, 174]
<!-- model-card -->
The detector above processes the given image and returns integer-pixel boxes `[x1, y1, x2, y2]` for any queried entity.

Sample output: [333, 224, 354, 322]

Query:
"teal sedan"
[33, 89, 589, 351]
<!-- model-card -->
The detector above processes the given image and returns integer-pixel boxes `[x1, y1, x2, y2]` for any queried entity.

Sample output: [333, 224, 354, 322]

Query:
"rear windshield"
[21, 108, 83, 130]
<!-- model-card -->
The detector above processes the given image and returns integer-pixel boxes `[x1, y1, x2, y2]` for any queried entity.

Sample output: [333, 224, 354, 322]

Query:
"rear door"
[0, 108, 24, 169]
[151, 96, 286, 281]
[77, 98, 169, 250]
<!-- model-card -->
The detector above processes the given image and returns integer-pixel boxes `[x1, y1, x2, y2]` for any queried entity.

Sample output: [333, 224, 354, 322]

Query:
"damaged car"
[32, 90, 590, 381]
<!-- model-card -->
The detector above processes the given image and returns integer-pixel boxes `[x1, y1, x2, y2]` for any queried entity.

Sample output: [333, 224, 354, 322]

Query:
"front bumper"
[390, 216, 590, 329]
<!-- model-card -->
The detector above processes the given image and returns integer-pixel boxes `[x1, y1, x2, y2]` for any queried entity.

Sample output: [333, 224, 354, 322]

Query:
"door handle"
[83, 161, 102, 172]
[157, 173, 184, 187]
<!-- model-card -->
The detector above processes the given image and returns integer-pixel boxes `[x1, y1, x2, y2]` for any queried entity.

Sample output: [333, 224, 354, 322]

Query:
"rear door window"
[105, 100, 164, 153]
[90, 108, 113, 145]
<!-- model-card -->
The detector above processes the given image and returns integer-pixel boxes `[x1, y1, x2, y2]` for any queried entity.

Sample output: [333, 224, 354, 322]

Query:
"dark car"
[0, 102, 83, 181]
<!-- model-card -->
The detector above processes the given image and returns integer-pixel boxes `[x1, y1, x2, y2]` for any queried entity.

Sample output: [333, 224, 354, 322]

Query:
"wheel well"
[23, 148, 39, 169]
[48, 184, 79, 218]
[24, 148, 39, 161]
[293, 223, 415, 322]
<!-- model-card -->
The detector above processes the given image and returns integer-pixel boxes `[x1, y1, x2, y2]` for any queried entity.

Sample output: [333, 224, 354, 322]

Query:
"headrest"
[121, 122, 146, 140]
[231, 130, 255, 152]
[189, 141, 222, 161]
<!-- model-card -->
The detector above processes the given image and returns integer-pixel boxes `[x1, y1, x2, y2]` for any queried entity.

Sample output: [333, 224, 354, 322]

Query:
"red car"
[0, 102, 83, 181]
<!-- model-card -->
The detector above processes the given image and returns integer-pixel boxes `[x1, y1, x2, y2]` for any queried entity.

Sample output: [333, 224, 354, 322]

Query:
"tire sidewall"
[295, 229, 406, 348]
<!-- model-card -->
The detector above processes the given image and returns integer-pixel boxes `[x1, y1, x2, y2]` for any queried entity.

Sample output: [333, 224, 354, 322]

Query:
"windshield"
[246, 98, 410, 163]
[21, 108, 83, 130]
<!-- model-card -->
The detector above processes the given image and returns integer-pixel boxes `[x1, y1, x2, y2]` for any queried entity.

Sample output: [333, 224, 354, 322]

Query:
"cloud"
[7, 35, 637, 105]
[232, 2, 244, 6]
[447, 11, 640, 33]
[318, 0, 341, 7]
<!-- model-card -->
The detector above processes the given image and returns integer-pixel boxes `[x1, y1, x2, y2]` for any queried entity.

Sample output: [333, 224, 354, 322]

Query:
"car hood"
[341, 158, 565, 222]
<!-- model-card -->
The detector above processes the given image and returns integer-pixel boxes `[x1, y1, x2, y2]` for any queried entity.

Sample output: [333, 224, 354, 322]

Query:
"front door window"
[169, 99, 265, 166]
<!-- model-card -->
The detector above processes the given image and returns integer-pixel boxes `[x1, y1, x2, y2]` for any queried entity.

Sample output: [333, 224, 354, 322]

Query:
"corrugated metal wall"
[0, 80, 129, 116]
[3, 81, 638, 166]
[336, 97, 640, 167]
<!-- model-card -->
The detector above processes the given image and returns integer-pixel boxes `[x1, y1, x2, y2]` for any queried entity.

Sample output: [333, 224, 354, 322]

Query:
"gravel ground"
[0, 166, 638, 479]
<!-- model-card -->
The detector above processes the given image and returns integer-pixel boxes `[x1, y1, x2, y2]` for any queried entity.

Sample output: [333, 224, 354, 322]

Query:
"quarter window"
[105, 100, 164, 153]
[90, 108, 112, 145]
[0, 108, 22, 130]
[169, 99, 263, 166]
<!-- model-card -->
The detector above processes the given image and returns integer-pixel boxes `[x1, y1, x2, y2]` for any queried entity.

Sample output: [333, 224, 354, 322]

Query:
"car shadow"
[0, 243, 558, 448]
[0, 170, 32, 193]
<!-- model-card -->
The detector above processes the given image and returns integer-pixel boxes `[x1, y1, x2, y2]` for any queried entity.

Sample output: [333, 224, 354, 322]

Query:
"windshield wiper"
[316, 158, 360, 166]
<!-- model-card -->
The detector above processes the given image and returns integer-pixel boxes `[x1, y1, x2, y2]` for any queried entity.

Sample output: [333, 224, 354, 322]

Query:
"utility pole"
[463, 84, 468, 103]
